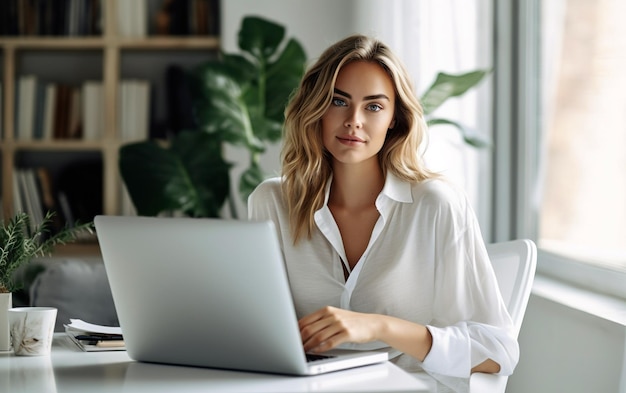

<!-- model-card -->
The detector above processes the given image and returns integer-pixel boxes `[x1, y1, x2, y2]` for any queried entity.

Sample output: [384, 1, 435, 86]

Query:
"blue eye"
[367, 103, 383, 112]
[331, 98, 347, 107]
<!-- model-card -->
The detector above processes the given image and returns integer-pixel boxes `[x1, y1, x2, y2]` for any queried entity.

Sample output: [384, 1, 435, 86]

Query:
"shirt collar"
[380, 172, 413, 203]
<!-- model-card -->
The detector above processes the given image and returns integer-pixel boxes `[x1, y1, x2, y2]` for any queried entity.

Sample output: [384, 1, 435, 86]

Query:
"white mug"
[8, 307, 57, 356]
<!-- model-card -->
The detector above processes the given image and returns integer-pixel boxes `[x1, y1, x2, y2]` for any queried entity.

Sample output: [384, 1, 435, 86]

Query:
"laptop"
[94, 215, 388, 375]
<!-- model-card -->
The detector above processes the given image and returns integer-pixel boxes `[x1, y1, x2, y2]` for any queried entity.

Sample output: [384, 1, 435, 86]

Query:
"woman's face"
[321, 61, 396, 167]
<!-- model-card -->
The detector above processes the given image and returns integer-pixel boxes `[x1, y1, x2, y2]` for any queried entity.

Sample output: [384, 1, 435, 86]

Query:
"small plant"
[0, 211, 94, 293]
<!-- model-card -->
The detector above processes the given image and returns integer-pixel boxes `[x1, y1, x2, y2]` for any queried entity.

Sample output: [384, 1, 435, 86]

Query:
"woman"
[248, 34, 518, 391]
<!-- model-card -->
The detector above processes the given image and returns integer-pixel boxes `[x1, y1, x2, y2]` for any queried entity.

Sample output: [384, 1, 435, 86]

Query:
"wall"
[507, 282, 626, 392]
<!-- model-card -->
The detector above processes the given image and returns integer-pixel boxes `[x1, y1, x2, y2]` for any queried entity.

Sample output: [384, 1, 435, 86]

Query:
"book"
[35, 167, 64, 233]
[82, 80, 103, 140]
[12, 170, 24, 215]
[67, 86, 83, 139]
[135, 80, 150, 141]
[119, 80, 150, 141]
[33, 79, 47, 139]
[42, 83, 57, 140]
[16, 75, 37, 140]
[53, 84, 71, 139]
[64, 319, 125, 352]
[116, 0, 146, 38]
[23, 168, 45, 229]
[15, 170, 36, 228]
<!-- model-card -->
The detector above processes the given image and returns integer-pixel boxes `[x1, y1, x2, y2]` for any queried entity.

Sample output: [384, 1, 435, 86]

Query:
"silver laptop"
[94, 215, 388, 375]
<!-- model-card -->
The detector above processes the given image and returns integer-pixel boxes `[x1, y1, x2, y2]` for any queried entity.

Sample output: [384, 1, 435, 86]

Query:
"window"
[352, 0, 626, 297]
[538, 0, 626, 272]
[493, 0, 626, 299]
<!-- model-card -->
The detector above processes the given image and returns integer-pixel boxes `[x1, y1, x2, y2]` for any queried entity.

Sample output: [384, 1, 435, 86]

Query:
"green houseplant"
[0, 211, 93, 293]
[120, 16, 490, 219]
[1, 211, 94, 351]
[421, 69, 491, 148]
[119, 16, 307, 218]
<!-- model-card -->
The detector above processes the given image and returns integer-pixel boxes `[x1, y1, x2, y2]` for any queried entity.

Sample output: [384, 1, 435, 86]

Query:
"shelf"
[0, 1, 221, 255]
[0, 37, 106, 49]
[117, 36, 220, 49]
[4, 140, 107, 151]
[0, 36, 220, 50]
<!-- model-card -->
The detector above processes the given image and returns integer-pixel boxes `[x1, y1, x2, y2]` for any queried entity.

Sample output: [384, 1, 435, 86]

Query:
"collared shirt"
[247, 173, 519, 380]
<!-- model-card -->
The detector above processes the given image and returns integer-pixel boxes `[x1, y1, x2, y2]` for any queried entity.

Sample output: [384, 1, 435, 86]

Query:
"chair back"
[486, 239, 537, 337]
[470, 239, 537, 393]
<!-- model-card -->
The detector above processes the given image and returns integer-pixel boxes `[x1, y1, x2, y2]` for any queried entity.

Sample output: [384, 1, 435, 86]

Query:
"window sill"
[537, 248, 626, 301]
[532, 274, 626, 327]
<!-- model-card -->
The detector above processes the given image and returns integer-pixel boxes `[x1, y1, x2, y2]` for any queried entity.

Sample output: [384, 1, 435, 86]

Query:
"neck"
[329, 158, 385, 210]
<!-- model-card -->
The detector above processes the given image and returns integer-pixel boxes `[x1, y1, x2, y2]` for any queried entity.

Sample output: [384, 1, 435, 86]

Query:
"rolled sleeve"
[423, 324, 471, 378]
[422, 322, 519, 378]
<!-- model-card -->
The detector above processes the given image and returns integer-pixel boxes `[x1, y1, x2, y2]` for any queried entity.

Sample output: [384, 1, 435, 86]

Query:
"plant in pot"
[0, 211, 93, 351]
[119, 16, 307, 218]
[120, 16, 490, 218]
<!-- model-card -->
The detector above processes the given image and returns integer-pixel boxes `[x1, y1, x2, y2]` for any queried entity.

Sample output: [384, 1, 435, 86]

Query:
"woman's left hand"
[298, 306, 381, 353]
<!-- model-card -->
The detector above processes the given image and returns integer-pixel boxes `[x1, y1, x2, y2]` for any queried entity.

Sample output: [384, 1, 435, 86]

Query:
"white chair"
[469, 239, 537, 393]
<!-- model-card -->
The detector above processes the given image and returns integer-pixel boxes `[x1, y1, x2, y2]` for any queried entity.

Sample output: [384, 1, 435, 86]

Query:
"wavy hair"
[282, 34, 436, 243]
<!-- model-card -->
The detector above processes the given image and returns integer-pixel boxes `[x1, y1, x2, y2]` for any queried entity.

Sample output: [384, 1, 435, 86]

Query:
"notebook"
[94, 215, 388, 375]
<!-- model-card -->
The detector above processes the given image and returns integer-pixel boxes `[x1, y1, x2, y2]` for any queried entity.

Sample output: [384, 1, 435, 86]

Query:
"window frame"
[492, 0, 626, 300]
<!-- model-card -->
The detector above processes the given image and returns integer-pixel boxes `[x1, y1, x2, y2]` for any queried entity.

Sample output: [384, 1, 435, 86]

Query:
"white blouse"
[247, 174, 519, 380]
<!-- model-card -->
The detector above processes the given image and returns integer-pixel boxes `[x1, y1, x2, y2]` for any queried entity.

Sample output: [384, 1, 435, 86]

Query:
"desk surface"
[0, 334, 433, 393]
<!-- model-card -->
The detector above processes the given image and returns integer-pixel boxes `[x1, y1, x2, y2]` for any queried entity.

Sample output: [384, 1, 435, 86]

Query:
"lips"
[337, 135, 365, 143]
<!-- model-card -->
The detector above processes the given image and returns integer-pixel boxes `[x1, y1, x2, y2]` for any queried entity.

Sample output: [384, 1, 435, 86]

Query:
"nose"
[344, 108, 363, 129]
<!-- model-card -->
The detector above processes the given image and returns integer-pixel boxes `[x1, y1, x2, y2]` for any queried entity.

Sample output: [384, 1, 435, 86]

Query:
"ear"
[389, 119, 396, 130]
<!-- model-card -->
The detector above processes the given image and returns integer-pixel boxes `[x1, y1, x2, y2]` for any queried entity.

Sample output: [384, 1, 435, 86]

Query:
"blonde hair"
[282, 34, 436, 243]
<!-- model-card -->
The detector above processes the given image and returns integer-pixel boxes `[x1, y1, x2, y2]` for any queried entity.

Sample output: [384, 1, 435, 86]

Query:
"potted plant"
[119, 16, 490, 219]
[119, 16, 307, 218]
[0, 211, 93, 351]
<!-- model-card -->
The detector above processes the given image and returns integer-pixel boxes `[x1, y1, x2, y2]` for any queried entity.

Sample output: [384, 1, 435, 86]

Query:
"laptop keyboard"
[306, 353, 337, 362]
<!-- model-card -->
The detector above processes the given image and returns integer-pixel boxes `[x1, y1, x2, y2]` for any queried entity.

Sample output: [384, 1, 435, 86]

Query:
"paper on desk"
[65, 319, 122, 335]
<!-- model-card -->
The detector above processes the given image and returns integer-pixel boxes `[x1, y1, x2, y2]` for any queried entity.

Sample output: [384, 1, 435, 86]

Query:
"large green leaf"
[119, 132, 231, 218]
[191, 16, 307, 202]
[427, 118, 491, 148]
[220, 54, 257, 82]
[191, 65, 263, 150]
[238, 16, 285, 60]
[265, 38, 307, 121]
[421, 70, 490, 115]
[170, 132, 232, 217]
[119, 142, 186, 216]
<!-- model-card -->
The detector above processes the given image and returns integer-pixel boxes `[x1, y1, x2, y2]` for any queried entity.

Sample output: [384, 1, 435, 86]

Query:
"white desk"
[0, 334, 433, 393]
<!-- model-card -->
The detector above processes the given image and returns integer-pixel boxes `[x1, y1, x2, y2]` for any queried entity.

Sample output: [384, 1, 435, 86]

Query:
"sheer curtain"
[352, 0, 493, 231]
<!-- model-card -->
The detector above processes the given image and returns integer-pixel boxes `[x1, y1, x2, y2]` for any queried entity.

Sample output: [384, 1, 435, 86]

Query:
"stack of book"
[12, 160, 103, 235]
[115, 0, 221, 38]
[14, 75, 105, 141]
[13, 75, 151, 142]
[0, 0, 102, 37]
[12, 168, 53, 231]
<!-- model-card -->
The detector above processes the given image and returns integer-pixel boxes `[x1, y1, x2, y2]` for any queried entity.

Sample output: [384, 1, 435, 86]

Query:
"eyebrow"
[334, 88, 391, 101]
